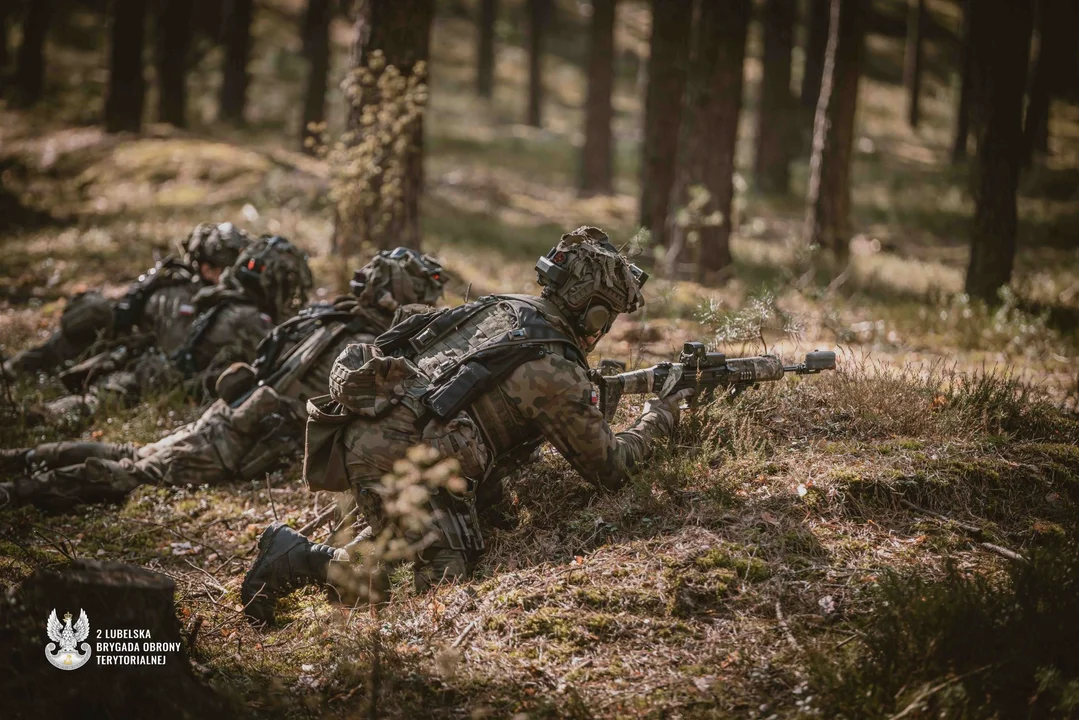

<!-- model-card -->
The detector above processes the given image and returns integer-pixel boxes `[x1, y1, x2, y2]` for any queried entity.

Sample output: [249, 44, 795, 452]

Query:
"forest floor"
[2, 0, 1079, 717]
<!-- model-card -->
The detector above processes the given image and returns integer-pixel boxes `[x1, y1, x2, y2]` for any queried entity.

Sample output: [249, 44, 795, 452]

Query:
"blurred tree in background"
[301, 0, 333, 154]
[104, 0, 147, 133]
[14, 0, 52, 107]
[902, 0, 926, 129]
[802, 0, 866, 269]
[155, 0, 193, 128]
[220, 0, 254, 124]
[666, 0, 749, 279]
[332, 0, 433, 256]
[754, 0, 796, 195]
[475, 0, 496, 98]
[638, 0, 691, 250]
[964, 0, 1033, 303]
[526, 0, 550, 127]
[579, 0, 616, 196]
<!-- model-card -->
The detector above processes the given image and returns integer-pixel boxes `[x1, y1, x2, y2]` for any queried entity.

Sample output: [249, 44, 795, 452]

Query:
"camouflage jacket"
[385, 295, 675, 492]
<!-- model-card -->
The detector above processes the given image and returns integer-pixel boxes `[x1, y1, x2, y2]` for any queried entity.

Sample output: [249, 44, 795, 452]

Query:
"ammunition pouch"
[329, 343, 424, 419]
[302, 395, 353, 492]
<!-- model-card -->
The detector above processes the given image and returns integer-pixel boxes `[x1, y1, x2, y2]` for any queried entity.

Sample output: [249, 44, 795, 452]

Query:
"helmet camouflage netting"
[536, 226, 647, 318]
[231, 235, 314, 321]
[180, 222, 254, 270]
[350, 247, 446, 312]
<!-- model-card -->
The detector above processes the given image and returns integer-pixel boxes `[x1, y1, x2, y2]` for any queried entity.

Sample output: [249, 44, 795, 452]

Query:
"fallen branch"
[900, 499, 984, 536]
[300, 502, 338, 536]
[775, 601, 803, 653]
[451, 619, 478, 649]
[979, 542, 1026, 562]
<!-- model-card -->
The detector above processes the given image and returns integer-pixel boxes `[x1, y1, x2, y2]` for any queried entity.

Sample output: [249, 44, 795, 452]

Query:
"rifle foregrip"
[724, 356, 784, 383]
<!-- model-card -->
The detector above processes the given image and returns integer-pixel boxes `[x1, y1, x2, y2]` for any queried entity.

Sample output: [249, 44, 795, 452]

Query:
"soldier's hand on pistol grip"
[643, 388, 696, 426]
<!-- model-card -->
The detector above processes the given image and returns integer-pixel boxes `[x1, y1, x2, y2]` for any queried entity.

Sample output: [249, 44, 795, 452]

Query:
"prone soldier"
[0, 248, 445, 512]
[2, 223, 253, 378]
[240, 226, 692, 623]
[30, 235, 313, 422]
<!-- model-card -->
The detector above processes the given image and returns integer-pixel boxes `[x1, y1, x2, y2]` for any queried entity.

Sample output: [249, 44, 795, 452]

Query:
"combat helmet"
[350, 247, 446, 319]
[535, 226, 647, 340]
[181, 222, 253, 272]
[231, 236, 314, 322]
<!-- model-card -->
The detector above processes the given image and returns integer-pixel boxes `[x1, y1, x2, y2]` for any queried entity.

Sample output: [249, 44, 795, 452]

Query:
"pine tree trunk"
[801, 0, 829, 110]
[0, 2, 11, 78]
[526, 0, 550, 127]
[667, 0, 749, 278]
[219, 0, 253, 124]
[964, 0, 1033, 304]
[638, 0, 693, 249]
[156, 0, 193, 127]
[104, 0, 148, 133]
[754, 0, 796, 195]
[903, 0, 926, 128]
[1022, 0, 1068, 165]
[579, 0, 617, 196]
[14, 0, 53, 107]
[476, 0, 496, 98]
[951, 0, 972, 163]
[301, 0, 332, 154]
[802, 0, 865, 267]
[334, 0, 434, 255]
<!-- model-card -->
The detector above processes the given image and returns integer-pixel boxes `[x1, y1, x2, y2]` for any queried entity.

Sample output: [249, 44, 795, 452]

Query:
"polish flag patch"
[178, 304, 195, 316]
[590, 389, 599, 405]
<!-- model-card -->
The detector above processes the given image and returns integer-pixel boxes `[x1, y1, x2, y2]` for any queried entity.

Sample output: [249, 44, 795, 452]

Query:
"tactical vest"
[113, 257, 201, 335]
[377, 295, 587, 477]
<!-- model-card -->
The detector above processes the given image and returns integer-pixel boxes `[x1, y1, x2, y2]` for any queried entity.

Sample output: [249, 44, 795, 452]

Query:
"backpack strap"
[169, 302, 232, 377]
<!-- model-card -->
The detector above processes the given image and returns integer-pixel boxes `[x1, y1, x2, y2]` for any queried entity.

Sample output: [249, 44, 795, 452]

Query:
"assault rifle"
[589, 342, 836, 421]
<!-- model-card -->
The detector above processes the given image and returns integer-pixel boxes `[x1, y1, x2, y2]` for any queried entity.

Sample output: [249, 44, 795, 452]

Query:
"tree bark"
[802, 0, 866, 267]
[301, 0, 332, 154]
[579, 0, 617, 196]
[104, 0, 148, 133]
[638, 0, 693, 249]
[0, 2, 11, 78]
[1022, 0, 1069, 165]
[964, 0, 1033, 304]
[219, 0, 253, 124]
[667, 0, 749, 277]
[526, 0, 550, 127]
[903, 0, 926, 128]
[476, 0, 496, 97]
[156, 0, 193, 127]
[0, 561, 229, 716]
[754, 0, 796, 195]
[801, 0, 829, 111]
[14, 0, 53, 107]
[951, 0, 972, 163]
[334, 0, 434, 255]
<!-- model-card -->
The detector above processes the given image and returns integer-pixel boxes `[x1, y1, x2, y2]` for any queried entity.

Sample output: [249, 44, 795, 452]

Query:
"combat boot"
[241, 523, 345, 624]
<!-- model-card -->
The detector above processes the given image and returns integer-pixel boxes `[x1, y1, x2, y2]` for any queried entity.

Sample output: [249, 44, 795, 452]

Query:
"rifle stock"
[590, 342, 836, 422]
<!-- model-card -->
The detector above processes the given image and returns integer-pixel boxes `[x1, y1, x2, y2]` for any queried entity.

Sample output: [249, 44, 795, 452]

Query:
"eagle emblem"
[45, 609, 91, 670]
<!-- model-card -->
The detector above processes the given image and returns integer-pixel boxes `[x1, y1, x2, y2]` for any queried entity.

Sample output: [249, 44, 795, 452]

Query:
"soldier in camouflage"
[0, 248, 444, 512]
[29, 235, 312, 423]
[1, 223, 253, 378]
[241, 226, 692, 624]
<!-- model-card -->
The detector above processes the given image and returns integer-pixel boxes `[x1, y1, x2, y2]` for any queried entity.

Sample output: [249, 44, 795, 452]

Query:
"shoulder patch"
[178, 304, 195, 316]
[590, 388, 599, 405]
[260, 313, 274, 324]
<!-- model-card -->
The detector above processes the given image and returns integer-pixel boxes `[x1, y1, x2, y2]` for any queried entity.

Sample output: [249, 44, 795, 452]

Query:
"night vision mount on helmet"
[535, 226, 648, 336]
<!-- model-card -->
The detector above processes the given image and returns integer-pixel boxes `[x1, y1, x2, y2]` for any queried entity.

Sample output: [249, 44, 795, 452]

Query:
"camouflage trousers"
[2, 291, 113, 376]
[12, 387, 302, 512]
[331, 403, 492, 592]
